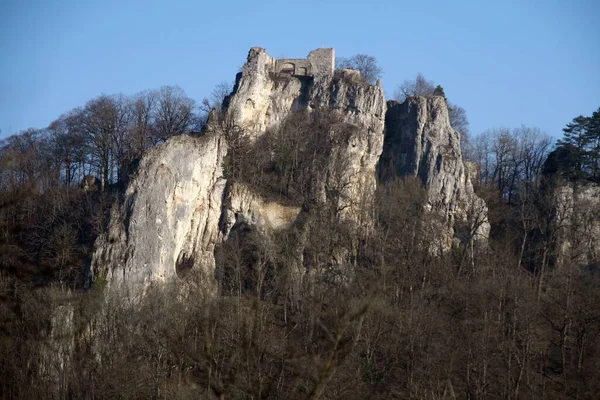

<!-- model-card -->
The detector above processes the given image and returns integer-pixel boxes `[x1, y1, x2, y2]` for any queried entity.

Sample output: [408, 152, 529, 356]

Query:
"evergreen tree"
[556, 114, 591, 180]
[433, 85, 446, 98]
[586, 108, 600, 179]
[553, 108, 600, 181]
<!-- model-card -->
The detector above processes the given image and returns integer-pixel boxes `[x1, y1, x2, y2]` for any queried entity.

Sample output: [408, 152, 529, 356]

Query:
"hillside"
[0, 47, 599, 399]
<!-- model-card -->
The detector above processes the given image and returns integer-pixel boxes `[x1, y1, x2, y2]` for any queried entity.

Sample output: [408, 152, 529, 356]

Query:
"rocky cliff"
[91, 134, 227, 295]
[551, 181, 600, 267]
[379, 97, 490, 251]
[91, 47, 489, 296]
[225, 47, 386, 218]
[91, 47, 387, 296]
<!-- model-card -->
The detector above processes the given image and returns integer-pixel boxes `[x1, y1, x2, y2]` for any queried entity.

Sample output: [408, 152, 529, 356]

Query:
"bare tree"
[514, 125, 552, 185]
[394, 73, 436, 101]
[336, 54, 382, 84]
[471, 126, 551, 203]
[49, 114, 81, 186]
[127, 90, 156, 159]
[201, 81, 232, 114]
[152, 85, 197, 143]
[200, 81, 232, 125]
[109, 94, 131, 184]
[0, 128, 55, 190]
[79, 95, 129, 190]
[448, 103, 469, 136]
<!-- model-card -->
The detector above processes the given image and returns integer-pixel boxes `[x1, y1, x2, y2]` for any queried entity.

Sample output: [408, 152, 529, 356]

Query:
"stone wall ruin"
[273, 48, 335, 79]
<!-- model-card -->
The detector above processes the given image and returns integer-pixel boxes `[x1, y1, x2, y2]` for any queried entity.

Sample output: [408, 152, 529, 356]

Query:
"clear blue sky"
[1, 0, 598, 140]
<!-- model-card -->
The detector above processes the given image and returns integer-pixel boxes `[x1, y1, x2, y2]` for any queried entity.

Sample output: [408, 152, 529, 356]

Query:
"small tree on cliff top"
[395, 74, 470, 143]
[552, 107, 600, 181]
[395, 73, 436, 101]
[336, 54, 382, 85]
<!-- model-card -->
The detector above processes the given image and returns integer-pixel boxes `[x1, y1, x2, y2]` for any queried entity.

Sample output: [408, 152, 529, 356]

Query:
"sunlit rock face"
[91, 134, 227, 295]
[91, 48, 492, 297]
[552, 181, 600, 267]
[225, 47, 386, 219]
[379, 97, 490, 251]
[92, 47, 386, 295]
[221, 182, 301, 240]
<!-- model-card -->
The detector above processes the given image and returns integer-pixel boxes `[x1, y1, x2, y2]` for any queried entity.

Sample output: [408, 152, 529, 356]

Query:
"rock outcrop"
[91, 134, 227, 295]
[91, 47, 490, 297]
[379, 97, 489, 251]
[221, 182, 301, 240]
[226, 47, 386, 218]
[551, 181, 600, 267]
[91, 47, 387, 296]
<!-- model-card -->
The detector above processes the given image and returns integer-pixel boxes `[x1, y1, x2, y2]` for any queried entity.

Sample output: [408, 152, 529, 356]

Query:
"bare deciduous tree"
[394, 73, 436, 101]
[201, 81, 232, 114]
[470, 126, 551, 203]
[152, 85, 197, 143]
[336, 54, 382, 84]
[127, 90, 156, 160]
[448, 102, 469, 136]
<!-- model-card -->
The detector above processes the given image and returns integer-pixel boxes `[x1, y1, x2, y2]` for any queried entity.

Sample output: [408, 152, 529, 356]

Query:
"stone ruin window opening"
[269, 48, 335, 80]
[279, 62, 295, 77]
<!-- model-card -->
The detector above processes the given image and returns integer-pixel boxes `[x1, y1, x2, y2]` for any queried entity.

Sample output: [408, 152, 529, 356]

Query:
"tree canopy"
[549, 107, 600, 181]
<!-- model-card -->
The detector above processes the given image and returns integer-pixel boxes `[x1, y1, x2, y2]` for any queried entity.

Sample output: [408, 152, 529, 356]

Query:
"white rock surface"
[221, 182, 301, 239]
[226, 48, 386, 220]
[91, 134, 227, 295]
[552, 181, 600, 266]
[91, 48, 491, 297]
[379, 96, 489, 250]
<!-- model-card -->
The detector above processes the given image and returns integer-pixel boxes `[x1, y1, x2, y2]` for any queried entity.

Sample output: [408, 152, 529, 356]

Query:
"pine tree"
[433, 85, 446, 98]
[557, 115, 591, 180]
[585, 108, 600, 180]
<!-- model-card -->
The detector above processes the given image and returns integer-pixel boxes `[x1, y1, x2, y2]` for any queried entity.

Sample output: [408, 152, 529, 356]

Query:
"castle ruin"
[272, 48, 335, 79]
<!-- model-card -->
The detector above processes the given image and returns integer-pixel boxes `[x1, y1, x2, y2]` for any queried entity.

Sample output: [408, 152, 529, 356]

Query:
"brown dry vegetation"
[1, 109, 599, 399]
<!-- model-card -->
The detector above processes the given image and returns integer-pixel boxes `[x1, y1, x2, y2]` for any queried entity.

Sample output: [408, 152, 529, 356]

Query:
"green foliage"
[433, 84, 446, 98]
[543, 144, 581, 179]
[553, 107, 600, 181]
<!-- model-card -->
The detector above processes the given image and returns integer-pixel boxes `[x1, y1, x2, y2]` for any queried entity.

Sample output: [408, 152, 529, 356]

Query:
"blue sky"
[1, 0, 598, 140]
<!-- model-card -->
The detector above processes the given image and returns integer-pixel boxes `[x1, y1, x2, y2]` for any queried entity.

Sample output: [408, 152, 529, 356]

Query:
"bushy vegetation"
[2, 173, 599, 399]
[224, 110, 355, 207]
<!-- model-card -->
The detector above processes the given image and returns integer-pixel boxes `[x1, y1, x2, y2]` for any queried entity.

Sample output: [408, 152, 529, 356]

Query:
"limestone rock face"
[310, 73, 386, 218]
[91, 47, 491, 297]
[225, 47, 306, 137]
[552, 182, 600, 266]
[226, 48, 386, 219]
[92, 47, 387, 296]
[91, 134, 227, 294]
[227, 48, 385, 137]
[379, 97, 489, 250]
[221, 182, 301, 240]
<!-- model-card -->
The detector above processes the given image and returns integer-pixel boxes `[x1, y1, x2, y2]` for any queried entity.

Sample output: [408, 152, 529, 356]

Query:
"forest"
[1, 71, 599, 399]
